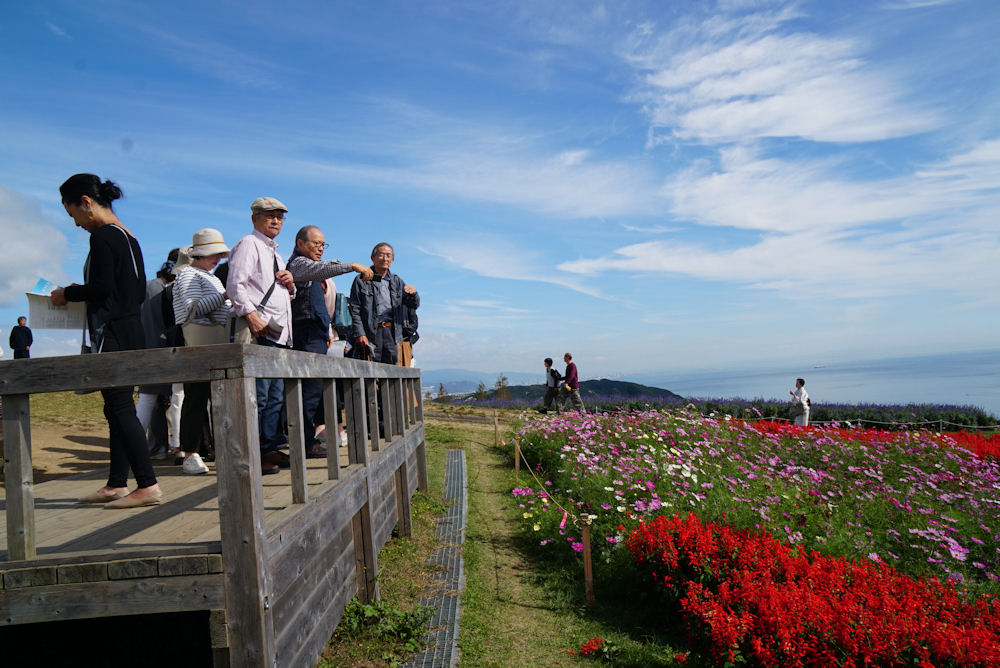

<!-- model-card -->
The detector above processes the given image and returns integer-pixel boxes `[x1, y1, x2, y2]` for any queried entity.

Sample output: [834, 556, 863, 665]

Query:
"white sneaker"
[182, 453, 209, 475]
[338, 429, 348, 446]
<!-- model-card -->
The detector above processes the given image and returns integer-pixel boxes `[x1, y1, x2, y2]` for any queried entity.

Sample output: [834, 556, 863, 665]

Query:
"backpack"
[161, 282, 185, 347]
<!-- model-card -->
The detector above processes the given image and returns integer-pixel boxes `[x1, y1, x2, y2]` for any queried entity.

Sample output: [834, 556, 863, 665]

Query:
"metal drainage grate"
[403, 448, 467, 668]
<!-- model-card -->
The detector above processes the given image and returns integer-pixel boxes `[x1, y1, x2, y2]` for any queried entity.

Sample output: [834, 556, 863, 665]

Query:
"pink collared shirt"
[226, 229, 295, 346]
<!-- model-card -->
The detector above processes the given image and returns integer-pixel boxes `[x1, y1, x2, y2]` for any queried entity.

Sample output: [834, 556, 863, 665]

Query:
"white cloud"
[0, 186, 71, 307]
[127, 21, 289, 89]
[882, 0, 962, 8]
[46, 23, 68, 38]
[447, 299, 535, 314]
[625, 4, 939, 143]
[559, 139, 1000, 301]
[419, 236, 606, 298]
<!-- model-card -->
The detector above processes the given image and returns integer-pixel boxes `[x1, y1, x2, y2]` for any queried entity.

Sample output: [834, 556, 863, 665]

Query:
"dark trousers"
[542, 386, 559, 412]
[292, 321, 327, 447]
[13, 349, 29, 359]
[180, 381, 211, 454]
[101, 330, 157, 489]
[373, 326, 397, 365]
[255, 336, 287, 453]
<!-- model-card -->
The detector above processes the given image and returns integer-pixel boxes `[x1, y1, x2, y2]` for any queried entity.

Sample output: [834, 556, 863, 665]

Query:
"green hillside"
[500, 378, 684, 401]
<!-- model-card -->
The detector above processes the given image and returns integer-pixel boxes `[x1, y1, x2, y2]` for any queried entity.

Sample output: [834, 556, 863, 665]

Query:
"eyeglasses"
[308, 240, 330, 250]
[373, 251, 393, 259]
[257, 211, 285, 221]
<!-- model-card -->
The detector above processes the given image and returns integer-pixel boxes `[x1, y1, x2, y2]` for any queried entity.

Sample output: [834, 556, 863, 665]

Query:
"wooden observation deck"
[0, 344, 426, 667]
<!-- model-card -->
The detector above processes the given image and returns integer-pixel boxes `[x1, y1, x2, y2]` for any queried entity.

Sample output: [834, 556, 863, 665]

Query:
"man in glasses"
[227, 196, 296, 474]
[286, 225, 373, 456]
[349, 242, 420, 365]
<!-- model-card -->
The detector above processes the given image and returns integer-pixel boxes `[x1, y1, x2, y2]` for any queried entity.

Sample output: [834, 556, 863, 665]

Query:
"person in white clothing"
[790, 378, 810, 426]
[173, 228, 232, 474]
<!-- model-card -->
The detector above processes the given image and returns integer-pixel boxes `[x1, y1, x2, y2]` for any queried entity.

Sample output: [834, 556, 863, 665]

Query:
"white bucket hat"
[187, 228, 230, 258]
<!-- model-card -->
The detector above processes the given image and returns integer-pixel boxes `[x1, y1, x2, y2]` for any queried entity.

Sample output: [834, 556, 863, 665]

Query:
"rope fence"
[510, 429, 596, 605]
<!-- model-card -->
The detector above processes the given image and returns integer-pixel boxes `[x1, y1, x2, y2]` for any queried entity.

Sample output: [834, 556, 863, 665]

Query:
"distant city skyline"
[2, 1, 998, 378]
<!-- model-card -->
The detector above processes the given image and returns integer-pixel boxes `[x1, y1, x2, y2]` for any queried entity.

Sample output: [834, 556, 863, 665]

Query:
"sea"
[632, 349, 1000, 419]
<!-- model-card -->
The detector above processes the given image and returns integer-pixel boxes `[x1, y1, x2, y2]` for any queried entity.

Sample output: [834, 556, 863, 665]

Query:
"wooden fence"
[0, 344, 426, 667]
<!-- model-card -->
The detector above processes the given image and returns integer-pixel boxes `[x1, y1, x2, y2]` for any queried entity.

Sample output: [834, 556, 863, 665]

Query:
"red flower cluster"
[567, 635, 603, 657]
[743, 418, 1000, 460]
[627, 514, 1000, 666]
[934, 429, 1000, 459]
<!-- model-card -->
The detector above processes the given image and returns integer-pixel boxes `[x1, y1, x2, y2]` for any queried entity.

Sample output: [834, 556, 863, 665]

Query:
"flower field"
[511, 408, 1000, 663]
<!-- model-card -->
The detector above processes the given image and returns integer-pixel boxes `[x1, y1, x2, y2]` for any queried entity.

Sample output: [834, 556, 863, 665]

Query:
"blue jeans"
[256, 337, 287, 454]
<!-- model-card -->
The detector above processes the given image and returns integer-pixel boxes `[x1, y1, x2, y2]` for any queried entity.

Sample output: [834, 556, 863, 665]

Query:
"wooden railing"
[0, 344, 426, 667]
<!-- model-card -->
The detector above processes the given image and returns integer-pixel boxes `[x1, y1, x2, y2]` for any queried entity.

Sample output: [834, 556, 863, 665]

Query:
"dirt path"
[1, 422, 110, 484]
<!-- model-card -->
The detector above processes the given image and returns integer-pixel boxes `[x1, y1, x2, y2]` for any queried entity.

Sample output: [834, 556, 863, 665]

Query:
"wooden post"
[344, 378, 368, 466]
[414, 378, 424, 421]
[211, 373, 275, 667]
[353, 503, 379, 604]
[394, 462, 412, 538]
[365, 378, 380, 452]
[378, 378, 394, 443]
[494, 411, 499, 448]
[2, 393, 35, 560]
[415, 440, 429, 493]
[582, 517, 595, 606]
[514, 440, 520, 480]
[321, 379, 340, 479]
[284, 378, 307, 504]
[392, 378, 406, 435]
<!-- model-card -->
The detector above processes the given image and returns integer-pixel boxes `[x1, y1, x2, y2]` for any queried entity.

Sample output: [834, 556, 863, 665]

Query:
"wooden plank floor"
[0, 446, 351, 563]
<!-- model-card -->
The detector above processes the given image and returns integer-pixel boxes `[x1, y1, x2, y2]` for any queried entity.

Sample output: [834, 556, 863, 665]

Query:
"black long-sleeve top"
[9, 325, 32, 350]
[64, 224, 146, 350]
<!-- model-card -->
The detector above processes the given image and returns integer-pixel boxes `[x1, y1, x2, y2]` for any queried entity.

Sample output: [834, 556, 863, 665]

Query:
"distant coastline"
[629, 349, 1000, 419]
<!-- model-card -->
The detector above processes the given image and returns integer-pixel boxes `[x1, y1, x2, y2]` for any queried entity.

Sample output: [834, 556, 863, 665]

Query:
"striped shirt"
[173, 266, 230, 326]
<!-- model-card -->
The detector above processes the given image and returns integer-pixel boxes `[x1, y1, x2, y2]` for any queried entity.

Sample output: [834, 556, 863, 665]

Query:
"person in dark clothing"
[541, 357, 562, 413]
[348, 243, 420, 365]
[9, 316, 32, 358]
[287, 225, 372, 456]
[50, 173, 162, 509]
[558, 352, 585, 413]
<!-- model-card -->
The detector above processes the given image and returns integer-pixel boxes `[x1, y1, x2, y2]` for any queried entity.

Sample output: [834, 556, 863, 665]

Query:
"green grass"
[449, 416, 692, 667]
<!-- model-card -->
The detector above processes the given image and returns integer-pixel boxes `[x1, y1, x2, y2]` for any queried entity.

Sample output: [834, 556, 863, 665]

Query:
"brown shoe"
[104, 488, 163, 509]
[305, 443, 328, 459]
[261, 461, 280, 475]
[262, 450, 290, 469]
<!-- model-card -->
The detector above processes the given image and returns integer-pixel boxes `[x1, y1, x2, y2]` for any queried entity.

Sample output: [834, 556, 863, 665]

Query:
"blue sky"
[1, 0, 998, 379]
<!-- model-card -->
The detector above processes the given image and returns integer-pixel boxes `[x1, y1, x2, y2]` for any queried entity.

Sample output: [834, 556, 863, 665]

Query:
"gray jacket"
[348, 269, 419, 344]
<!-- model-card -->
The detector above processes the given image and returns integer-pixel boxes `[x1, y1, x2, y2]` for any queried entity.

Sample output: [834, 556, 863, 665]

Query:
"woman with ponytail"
[50, 174, 163, 509]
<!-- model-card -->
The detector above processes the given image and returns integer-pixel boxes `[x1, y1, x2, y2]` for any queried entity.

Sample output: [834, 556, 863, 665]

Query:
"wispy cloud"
[46, 22, 69, 38]
[447, 299, 535, 314]
[624, 2, 939, 144]
[560, 139, 1000, 300]
[882, 0, 962, 8]
[620, 222, 678, 234]
[125, 21, 289, 88]
[419, 236, 607, 298]
[0, 186, 71, 306]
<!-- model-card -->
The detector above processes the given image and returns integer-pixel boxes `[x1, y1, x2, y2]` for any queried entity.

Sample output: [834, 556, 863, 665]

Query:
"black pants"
[293, 321, 328, 447]
[180, 381, 211, 454]
[542, 386, 559, 411]
[13, 349, 29, 359]
[101, 329, 157, 489]
[373, 325, 398, 365]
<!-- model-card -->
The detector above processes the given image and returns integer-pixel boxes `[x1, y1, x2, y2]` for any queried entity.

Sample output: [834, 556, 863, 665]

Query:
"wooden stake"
[493, 411, 499, 448]
[514, 440, 521, 480]
[582, 517, 595, 605]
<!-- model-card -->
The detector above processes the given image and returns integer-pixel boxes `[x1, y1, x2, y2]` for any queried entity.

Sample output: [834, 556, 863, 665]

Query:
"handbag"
[333, 293, 352, 328]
